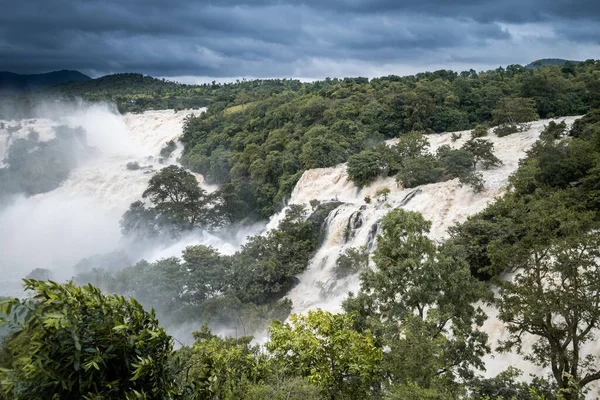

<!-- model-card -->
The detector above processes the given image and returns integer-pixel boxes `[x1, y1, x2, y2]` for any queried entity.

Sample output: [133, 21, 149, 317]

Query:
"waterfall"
[2, 107, 595, 388]
[0, 104, 251, 296]
[277, 116, 594, 385]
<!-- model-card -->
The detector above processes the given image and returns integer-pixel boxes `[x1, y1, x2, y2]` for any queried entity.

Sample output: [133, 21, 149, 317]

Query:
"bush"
[347, 149, 383, 187]
[471, 124, 488, 138]
[159, 140, 177, 158]
[0, 281, 176, 400]
[493, 123, 520, 137]
[396, 155, 442, 188]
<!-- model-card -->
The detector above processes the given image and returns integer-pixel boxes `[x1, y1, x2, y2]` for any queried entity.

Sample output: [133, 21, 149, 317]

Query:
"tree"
[395, 155, 442, 188]
[375, 186, 390, 202]
[142, 165, 211, 229]
[267, 310, 382, 400]
[492, 97, 539, 134]
[299, 135, 347, 169]
[497, 231, 600, 398]
[346, 150, 383, 187]
[343, 209, 490, 392]
[461, 138, 502, 169]
[183, 325, 266, 399]
[0, 280, 176, 400]
[334, 247, 369, 279]
[471, 124, 488, 138]
[120, 165, 225, 237]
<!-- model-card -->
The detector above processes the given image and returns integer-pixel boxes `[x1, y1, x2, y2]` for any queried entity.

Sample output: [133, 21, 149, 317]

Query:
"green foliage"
[0, 280, 176, 400]
[471, 124, 488, 138]
[461, 138, 502, 169]
[334, 246, 369, 279]
[120, 165, 227, 237]
[498, 230, 600, 395]
[375, 186, 390, 201]
[392, 131, 500, 191]
[245, 377, 322, 400]
[181, 325, 266, 399]
[492, 97, 539, 130]
[449, 108, 600, 279]
[493, 123, 520, 137]
[395, 154, 443, 188]
[159, 140, 177, 158]
[540, 120, 568, 141]
[467, 367, 557, 400]
[78, 203, 335, 333]
[267, 310, 382, 400]
[437, 145, 485, 191]
[343, 209, 491, 392]
[176, 62, 600, 220]
[346, 149, 383, 187]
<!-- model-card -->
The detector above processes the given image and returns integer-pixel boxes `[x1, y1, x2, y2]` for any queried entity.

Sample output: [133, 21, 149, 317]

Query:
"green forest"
[2, 61, 600, 399]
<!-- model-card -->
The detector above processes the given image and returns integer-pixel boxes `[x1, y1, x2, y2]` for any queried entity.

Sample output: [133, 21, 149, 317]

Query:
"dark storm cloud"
[0, 0, 599, 79]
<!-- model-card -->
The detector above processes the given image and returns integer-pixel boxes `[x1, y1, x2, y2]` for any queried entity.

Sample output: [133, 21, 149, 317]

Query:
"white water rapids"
[1, 105, 597, 394]
[0, 103, 254, 297]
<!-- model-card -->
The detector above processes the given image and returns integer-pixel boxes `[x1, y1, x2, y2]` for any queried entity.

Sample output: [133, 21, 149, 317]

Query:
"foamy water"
[2, 109, 597, 394]
[0, 105, 241, 296]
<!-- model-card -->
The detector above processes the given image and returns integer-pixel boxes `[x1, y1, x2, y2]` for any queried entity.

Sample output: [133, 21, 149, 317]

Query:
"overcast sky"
[1, 0, 599, 82]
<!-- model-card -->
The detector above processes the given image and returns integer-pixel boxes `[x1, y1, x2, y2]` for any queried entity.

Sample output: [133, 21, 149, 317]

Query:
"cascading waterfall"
[277, 116, 595, 384]
[1, 107, 597, 389]
[0, 104, 249, 296]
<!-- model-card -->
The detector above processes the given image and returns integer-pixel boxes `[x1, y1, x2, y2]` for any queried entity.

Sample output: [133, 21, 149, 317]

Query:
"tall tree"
[497, 230, 600, 398]
[267, 310, 382, 400]
[0, 280, 176, 400]
[343, 209, 490, 393]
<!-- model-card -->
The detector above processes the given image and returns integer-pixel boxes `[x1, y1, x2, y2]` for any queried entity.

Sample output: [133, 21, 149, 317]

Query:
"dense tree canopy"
[0, 280, 176, 400]
[178, 61, 600, 219]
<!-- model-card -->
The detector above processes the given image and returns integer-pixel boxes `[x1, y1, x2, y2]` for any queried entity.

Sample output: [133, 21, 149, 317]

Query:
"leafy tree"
[375, 186, 390, 201]
[467, 367, 557, 400]
[346, 149, 383, 187]
[120, 165, 226, 237]
[0, 280, 176, 400]
[231, 204, 319, 304]
[267, 310, 382, 400]
[540, 120, 568, 141]
[461, 138, 502, 169]
[395, 154, 442, 188]
[182, 325, 266, 399]
[492, 97, 539, 134]
[497, 231, 600, 397]
[334, 247, 369, 279]
[343, 209, 490, 392]
[471, 124, 488, 138]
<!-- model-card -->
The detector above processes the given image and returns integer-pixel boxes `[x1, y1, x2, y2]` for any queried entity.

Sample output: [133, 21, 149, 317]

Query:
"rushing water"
[0, 104, 247, 296]
[2, 107, 597, 391]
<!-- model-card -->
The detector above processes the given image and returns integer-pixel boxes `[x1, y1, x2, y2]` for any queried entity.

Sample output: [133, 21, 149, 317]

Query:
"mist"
[0, 100, 264, 298]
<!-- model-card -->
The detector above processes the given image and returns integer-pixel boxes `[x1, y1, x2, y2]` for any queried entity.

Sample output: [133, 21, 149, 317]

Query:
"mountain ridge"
[0, 70, 91, 92]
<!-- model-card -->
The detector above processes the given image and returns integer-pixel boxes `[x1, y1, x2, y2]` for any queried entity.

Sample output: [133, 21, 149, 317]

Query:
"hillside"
[56, 73, 303, 112]
[0, 70, 91, 92]
[525, 58, 581, 69]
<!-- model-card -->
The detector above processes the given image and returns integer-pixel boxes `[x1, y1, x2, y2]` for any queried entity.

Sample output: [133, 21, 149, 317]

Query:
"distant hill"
[0, 70, 91, 92]
[57, 73, 186, 95]
[525, 58, 581, 69]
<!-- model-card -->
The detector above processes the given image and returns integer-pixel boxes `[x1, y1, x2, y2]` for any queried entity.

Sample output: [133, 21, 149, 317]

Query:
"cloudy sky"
[1, 0, 599, 81]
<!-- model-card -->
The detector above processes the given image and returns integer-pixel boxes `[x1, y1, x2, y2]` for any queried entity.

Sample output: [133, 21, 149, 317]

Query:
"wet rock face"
[366, 221, 381, 250]
[308, 201, 345, 245]
[126, 161, 140, 170]
[344, 210, 363, 243]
